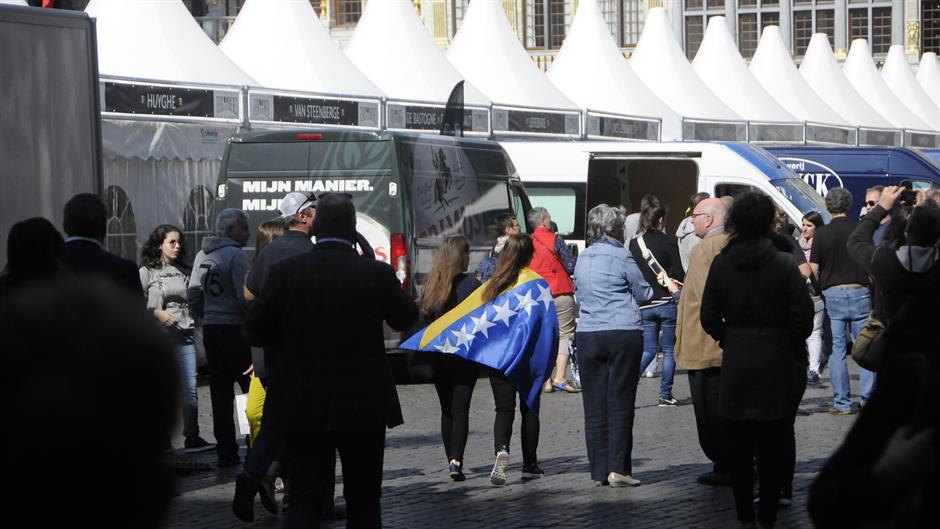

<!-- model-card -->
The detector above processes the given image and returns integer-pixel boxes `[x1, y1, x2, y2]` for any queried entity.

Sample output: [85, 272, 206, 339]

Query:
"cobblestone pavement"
[163, 367, 858, 529]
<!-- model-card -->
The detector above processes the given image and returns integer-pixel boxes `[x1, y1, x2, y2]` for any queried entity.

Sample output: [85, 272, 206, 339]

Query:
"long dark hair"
[482, 234, 534, 302]
[639, 194, 666, 233]
[140, 225, 186, 270]
[419, 235, 470, 316]
[2, 217, 64, 282]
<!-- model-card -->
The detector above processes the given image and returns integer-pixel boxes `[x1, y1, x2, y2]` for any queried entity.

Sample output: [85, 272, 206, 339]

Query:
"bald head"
[692, 197, 728, 237]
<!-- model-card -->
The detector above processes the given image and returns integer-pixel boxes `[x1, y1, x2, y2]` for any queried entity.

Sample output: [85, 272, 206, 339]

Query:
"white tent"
[799, 33, 899, 145]
[691, 16, 801, 142]
[219, 0, 383, 130]
[0, 1, 29, 6]
[447, 0, 579, 138]
[546, 0, 678, 140]
[882, 45, 940, 131]
[86, 0, 256, 258]
[749, 25, 854, 146]
[345, 0, 490, 134]
[630, 7, 745, 141]
[917, 52, 940, 108]
[843, 39, 932, 132]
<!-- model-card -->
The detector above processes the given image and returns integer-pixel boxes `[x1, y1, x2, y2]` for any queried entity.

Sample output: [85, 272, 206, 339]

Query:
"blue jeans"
[639, 302, 677, 399]
[178, 335, 200, 440]
[823, 287, 876, 411]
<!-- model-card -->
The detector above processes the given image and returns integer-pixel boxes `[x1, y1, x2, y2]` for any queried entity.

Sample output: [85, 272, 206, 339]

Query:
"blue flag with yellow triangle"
[401, 268, 559, 414]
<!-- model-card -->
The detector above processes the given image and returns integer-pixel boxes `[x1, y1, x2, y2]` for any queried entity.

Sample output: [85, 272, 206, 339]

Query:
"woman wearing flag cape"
[401, 233, 559, 487]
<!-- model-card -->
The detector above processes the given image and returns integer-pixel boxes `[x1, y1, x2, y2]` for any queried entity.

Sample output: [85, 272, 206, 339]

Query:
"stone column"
[903, 0, 919, 61]
[779, 0, 792, 52]
[725, 0, 737, 42]
[834, 0, 847, 51]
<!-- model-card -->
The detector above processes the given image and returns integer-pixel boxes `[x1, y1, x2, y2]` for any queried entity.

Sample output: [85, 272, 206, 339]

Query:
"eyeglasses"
[295, 192, 317, 216]
[691, 212, 712, 219]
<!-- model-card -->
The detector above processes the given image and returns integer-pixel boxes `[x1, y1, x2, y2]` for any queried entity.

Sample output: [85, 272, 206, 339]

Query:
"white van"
[501, 141, 829, 248]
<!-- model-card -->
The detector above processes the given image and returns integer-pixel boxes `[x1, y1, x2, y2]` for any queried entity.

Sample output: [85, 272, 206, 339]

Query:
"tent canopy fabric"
[882, 45, 940, 130]
[691, 16, 795, 123]
[345, 0, 488, 106]
[843, 39, 931, 131]
[0, 1, 29, 6]
[85, 0, 255, 86]
[917, 52, 940, 108]
[749, 26, 849, 127]
[547, 0, 680, 140]
[447, 0, 575, 111]
[219, 0, 382, 97]
[630, 7, 741, 123]
[799, 33, 894, 130]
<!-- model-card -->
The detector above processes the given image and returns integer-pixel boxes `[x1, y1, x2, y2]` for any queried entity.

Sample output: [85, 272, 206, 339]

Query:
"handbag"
[636, 235, 681, 298]
[852, 296, 915, 372]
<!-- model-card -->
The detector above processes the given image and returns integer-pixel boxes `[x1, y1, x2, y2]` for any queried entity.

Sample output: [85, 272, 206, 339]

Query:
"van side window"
[715, 183, 759, 199]
[524, 183, 585, 241]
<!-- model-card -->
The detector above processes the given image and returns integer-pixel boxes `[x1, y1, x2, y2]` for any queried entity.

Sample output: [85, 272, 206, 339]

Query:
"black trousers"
[202, 324, 252, 459]
[489, 371, 539, 466]
[576, 330, 643, 480]
[433, 356, 478, 464]
[728, 418, 791, 524]
[284, 429, 386, 529]
[688, 367, 732, 474]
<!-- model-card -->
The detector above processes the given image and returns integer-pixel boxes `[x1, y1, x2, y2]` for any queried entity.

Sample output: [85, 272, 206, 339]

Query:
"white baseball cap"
[278, 192, 317, 218]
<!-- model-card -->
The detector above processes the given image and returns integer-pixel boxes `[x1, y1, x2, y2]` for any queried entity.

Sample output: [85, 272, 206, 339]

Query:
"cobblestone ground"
[163, 367, 858, 529]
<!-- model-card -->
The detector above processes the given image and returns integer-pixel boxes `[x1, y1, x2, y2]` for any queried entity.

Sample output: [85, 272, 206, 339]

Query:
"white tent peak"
[630, 7, 741, 122]
[345, 0, 488, 106]
[218, 0, 382, 97]
[843, 39, 931, 131]
[882, 45, 940, 130]
[85, 0, 255, 86]
[546, 0, 680, 139]
[691, 16, 795, 122]
[749, 26, 848, 126]
[447, 0, 575, 111]
[799, 33, 894, 129]
[918, 52, 940, 107]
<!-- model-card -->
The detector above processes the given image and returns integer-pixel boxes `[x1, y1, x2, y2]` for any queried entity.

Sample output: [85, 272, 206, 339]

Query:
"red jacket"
[530, 227, 575, 296]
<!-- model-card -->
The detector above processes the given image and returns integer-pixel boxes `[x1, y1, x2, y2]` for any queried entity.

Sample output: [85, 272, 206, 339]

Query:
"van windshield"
[772, 178, 831, 223]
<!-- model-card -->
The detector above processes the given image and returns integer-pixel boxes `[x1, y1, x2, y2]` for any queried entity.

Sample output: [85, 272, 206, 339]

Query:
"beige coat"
[675, 230, 729, 370]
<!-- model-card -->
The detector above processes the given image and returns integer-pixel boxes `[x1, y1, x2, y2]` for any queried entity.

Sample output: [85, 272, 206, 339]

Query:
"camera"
[898, 180, 917, 206]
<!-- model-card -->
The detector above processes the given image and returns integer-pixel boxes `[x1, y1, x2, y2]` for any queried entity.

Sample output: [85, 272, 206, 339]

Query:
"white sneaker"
[607, 472, 641, 487]
[490, 450, 510, 487]
[643, 371, 657, 378]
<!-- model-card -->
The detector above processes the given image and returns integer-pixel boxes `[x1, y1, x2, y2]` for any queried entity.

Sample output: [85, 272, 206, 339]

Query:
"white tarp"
[799, 34, 895, 131]
[843, 39, 932, 131]
[447, 0, 575, 111]
[345, 0, 488, 106]
[882, 45, 940, 130]
[750, 26, 849, 127]
[218, 0, 382, 97]
[546, 0, 679, 140]
[630, 7, 744, 140]
[917, 52, 940, 108]
[692, 17, 795, 123]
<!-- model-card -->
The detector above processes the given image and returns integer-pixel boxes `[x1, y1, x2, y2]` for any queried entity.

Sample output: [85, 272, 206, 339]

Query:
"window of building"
[525, 0, 566, 50]
[926, 0, 940, 55]
[816, 9, 834, 43]
[599, 0, 619, 41]
[739, 13, 759, 58]
[686, 0, 704, 9]
[739, 0, 757, 6]
[623, 0, 644, 46]
[793, 10, 813, 56]
[706, 0, 724, 7]
[737, 1, 782, 58]
[845, 2, 893, 54]
[548, 0, 566, 48]
[762, 11, 779, 29]
[849, 8, 869, 43]
[334, 0, 361, 27]
[686, 15, 705, 58]
[871, 6, 892, 53]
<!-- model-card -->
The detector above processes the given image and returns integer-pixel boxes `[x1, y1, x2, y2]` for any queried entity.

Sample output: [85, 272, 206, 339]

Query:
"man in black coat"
[243, 193, 418, 529]
[62, 193, 142, 298]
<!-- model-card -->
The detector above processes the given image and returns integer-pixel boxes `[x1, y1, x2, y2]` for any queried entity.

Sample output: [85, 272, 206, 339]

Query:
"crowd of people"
[2, 182, 938, 529]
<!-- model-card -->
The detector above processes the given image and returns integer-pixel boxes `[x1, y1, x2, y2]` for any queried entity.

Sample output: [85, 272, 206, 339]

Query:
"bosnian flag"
[401, 268, 559, 414]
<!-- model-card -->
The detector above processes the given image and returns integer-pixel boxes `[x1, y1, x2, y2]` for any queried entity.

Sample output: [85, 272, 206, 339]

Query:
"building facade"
[196, 0, 939, 66]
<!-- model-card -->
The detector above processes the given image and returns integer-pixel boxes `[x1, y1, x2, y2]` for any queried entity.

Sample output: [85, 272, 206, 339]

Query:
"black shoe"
[521, 463, 545, 480]
[449, 462, 466, 482]
[232, 473, 258, 522]
[183, 436, 216, 453]
[322, 503, 346, 520]
[658, 395, 678, 407]
[218, 454, 241, 468]
[258, 475, 278, 515]
[697, 471, 732, 486]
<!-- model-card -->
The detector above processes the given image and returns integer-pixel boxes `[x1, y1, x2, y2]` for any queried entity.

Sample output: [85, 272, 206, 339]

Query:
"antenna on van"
[440, 81, 465, 138]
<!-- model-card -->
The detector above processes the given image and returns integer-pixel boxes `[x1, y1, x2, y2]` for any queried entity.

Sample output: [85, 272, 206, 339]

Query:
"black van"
[215, 127, 531, 307]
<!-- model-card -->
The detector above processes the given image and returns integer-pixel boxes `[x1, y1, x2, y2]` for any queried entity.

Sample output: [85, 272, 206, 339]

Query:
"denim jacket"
[574, 235, 653, 332]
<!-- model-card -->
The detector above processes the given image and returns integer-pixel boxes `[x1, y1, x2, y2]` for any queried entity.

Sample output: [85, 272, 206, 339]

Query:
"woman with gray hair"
[573, 204, 653, 486]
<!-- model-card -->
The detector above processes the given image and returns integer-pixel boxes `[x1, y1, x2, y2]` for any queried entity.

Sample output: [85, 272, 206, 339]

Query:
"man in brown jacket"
[675, 197, 732, 486]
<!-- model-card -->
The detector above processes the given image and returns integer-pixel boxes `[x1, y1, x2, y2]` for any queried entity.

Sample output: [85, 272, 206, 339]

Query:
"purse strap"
[637, 234, 679, 294]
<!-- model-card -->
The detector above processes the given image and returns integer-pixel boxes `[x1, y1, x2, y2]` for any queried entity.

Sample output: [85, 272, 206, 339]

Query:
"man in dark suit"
[244, 193, 418, 529]
[62, 193, 142, 297]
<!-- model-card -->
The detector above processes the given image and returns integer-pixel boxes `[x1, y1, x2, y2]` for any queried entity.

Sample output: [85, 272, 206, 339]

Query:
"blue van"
[766, 147, 940, 216]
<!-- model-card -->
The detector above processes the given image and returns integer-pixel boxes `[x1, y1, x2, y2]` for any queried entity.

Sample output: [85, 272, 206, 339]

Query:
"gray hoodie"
[187, 236, 250, 326]
[675, 216, 699, 273]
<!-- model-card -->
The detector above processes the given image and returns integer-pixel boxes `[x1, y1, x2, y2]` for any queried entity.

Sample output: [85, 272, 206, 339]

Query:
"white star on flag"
[514, 289, 538, 316]
[434, 337, 459, 354]
[536, 283, 553, 310]
[470, 312, 496, 338]
[492, 300, 517, 327]
[451, 324, 475, 350]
